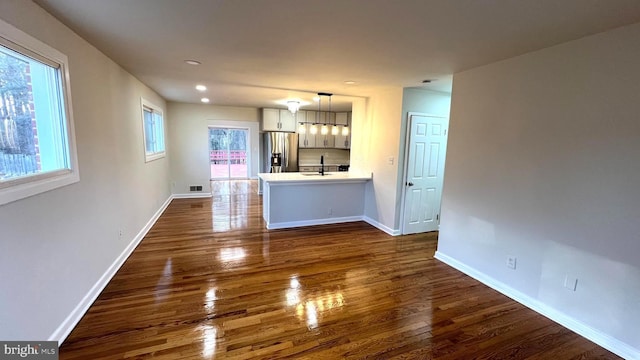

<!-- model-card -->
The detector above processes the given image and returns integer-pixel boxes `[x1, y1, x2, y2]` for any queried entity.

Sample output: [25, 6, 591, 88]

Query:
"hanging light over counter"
[294, 92, 351, 137]
[318, 92, 331, 136]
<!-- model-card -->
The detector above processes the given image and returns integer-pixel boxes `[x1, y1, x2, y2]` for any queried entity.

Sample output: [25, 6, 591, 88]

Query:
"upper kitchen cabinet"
[314, 133, 334, 148]
[334, 112, 351, 149]
[298, 111, 316, 148]
[334, 131, 350, 149]
[335, 112, 349, 126]
[292, 110, 306, 133]
[278, 110, 297, 132]
[261, 108, 279, 131]
[261, 108, 297, 132]
[298, 124, 316, 148]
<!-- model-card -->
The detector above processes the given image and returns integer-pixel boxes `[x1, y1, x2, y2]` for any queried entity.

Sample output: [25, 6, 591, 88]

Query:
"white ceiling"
[34, 0, 640, 112]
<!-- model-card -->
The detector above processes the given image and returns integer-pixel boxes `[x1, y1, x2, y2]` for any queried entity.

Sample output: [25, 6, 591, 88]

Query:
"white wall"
[437, 23, 640, 358]
[348, 97, 368, 173]
[167, 102, 260, 195]
[356, 87, 404, 233]
[0, 0, 170, 341]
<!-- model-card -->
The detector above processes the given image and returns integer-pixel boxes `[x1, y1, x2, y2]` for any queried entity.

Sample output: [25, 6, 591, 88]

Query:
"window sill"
[0, 170, 80, 206]
[145, 152, 166, 163]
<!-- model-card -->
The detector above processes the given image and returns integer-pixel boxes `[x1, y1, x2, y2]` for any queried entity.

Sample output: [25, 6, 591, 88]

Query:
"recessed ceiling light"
[344, 81, 356, 85]
[195, 84, 207, 91]
[201, 97, 210, 103]
[184, 59, 201, 65]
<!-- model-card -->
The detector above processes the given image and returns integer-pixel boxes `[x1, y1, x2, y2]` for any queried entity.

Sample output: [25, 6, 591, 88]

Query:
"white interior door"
[402, 114, 448, 234]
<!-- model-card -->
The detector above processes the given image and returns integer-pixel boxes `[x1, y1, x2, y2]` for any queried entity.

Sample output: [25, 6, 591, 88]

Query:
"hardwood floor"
[60, 180, 620, 359]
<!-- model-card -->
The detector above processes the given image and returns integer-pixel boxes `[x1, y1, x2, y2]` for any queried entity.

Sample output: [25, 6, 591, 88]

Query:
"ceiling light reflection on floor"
[205, 288, 217, 311]
[286, 288, 300, 306]
[288, 288, 345, 328]
[218, 247, 246, 262]
[200, 324, 217, 358]
[286, 275, 301, 306]
[290, 276, 300, 289]
[305, 301, 318, 329]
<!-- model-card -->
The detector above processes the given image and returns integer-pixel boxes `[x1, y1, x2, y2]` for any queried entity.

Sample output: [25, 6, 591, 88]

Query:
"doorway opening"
[209, 127, 249, 180]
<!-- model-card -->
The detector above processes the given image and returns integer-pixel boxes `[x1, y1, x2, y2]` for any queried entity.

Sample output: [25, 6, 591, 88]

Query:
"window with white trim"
[0, 18, 79, 206]
[141, 98, 165, 162]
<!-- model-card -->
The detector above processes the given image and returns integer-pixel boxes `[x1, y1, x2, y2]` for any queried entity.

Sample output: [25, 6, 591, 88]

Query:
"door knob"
[407, 182, 414, 186]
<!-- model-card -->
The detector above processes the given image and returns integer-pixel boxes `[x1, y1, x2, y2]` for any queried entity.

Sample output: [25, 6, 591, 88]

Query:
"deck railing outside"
[210, 150, 246, 164]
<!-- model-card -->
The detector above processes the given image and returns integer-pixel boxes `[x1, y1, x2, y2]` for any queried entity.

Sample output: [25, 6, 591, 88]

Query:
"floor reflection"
[204, 288, 216, 312]
[199, 323, 218, 359]
[285, 274, 346, 329]
[211, 180, 257, 232]
[154, 258, 173, 302]
[218, 247, 246, 262]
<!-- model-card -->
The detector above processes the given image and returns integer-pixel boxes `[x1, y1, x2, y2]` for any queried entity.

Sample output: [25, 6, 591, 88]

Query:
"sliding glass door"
[209, 128, 248, 180]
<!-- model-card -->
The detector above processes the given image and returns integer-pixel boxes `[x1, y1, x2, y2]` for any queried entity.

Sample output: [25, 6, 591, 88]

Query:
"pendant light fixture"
[296, 93, 339, 137]
[331, 120, 339, 135]
[341, 125, 349, 136]
[318, 92, 332, 136]
[310, 100, 318, 135]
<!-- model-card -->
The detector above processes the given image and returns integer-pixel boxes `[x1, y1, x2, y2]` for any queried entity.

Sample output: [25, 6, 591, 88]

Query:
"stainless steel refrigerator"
[263, 132, 298, 173]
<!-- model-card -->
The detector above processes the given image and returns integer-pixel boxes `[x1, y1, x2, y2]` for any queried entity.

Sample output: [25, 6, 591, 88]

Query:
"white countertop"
[258, 171, 371, 184]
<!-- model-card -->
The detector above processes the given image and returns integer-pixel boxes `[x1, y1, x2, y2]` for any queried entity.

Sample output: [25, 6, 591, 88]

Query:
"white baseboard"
[434, 251, 640, 360]
[172, 192, 212, 199]
[362, 216, 401, 236]
[266, 216, 363, 230]
[49, 195, 173, 344]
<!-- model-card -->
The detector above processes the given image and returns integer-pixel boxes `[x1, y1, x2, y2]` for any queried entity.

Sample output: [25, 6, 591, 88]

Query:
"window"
[141, 98, 165, 162]
[0, 18, 79, 206]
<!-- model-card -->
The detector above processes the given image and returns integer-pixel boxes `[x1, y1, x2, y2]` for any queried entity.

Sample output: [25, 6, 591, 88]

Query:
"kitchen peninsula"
[258, 171, 372, 229]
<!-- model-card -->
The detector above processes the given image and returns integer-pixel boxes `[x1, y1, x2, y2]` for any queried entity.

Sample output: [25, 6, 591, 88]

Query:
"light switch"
[387, 156, 394, 165]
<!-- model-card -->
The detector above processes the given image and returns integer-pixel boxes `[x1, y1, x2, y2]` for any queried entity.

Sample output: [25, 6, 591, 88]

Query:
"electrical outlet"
[506, 256, 517, 270]
[328, 207, 332, 215]
[564, 275, 578, 291]
[118, 229, 123, 239]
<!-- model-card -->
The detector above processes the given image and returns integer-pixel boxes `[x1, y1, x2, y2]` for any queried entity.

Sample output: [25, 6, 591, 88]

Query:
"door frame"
[399, 112, 449, 235]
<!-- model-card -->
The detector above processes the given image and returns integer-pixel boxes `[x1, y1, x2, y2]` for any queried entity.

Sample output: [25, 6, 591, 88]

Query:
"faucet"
[319, 155, 325, 176]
